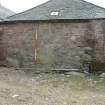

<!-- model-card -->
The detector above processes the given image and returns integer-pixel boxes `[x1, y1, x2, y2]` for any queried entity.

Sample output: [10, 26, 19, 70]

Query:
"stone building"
[0, 0, 105, 70]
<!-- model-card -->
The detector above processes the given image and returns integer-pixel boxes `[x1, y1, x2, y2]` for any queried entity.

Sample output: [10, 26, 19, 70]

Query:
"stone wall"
[0, 19, 105, 70]
[1, 23, 36, 67]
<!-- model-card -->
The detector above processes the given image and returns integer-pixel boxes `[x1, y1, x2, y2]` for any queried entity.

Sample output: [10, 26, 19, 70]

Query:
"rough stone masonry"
[0, 19, 105, 70]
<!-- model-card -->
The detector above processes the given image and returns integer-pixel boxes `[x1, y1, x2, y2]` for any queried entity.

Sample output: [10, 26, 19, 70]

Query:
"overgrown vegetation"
[81, 23, 105, 73]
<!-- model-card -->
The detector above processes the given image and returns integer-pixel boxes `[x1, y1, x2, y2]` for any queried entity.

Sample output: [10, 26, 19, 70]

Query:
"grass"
[32, 72, 105, 105]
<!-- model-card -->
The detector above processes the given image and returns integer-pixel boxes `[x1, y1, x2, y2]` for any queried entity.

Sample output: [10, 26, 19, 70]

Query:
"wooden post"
[35, 28, 38, 62]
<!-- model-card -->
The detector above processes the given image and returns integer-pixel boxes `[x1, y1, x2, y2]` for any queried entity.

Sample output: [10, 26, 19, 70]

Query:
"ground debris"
[12, 94, 19, 98]
[0, 67, 104, 105]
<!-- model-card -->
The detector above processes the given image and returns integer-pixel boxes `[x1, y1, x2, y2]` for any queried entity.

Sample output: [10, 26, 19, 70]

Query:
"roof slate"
[8, 0, 105, 21]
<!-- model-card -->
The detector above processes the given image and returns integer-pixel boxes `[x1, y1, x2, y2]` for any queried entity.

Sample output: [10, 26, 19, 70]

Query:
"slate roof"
[0, 4, 15, 20]
[8, 0, 105, 21]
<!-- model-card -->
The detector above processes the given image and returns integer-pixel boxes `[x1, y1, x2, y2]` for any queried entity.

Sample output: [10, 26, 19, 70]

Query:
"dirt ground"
[0, 67, 105, 105]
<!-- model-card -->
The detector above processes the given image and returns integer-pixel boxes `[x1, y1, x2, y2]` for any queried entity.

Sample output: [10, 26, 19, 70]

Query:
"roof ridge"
[7, 0, 50, 19]
[7, 0, 105, 20]
[81, 0, 105, 10]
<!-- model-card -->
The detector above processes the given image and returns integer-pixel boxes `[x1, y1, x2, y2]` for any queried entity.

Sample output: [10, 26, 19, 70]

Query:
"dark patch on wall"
[0, 27, 5, 64]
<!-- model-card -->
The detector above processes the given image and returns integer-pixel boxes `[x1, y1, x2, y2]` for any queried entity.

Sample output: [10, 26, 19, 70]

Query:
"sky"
[0, 0, 105, 13]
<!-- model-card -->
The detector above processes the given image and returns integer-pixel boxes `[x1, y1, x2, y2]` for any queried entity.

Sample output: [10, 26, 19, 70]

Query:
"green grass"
[35, 72, 105, 92]
[32, 72, 105, 105]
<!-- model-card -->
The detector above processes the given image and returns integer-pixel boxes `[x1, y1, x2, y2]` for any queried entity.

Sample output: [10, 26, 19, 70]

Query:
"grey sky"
[0, 0, 105, 13]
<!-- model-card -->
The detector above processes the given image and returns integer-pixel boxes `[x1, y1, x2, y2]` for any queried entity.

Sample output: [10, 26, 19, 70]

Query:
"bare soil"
[0, 67, 105, 105]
